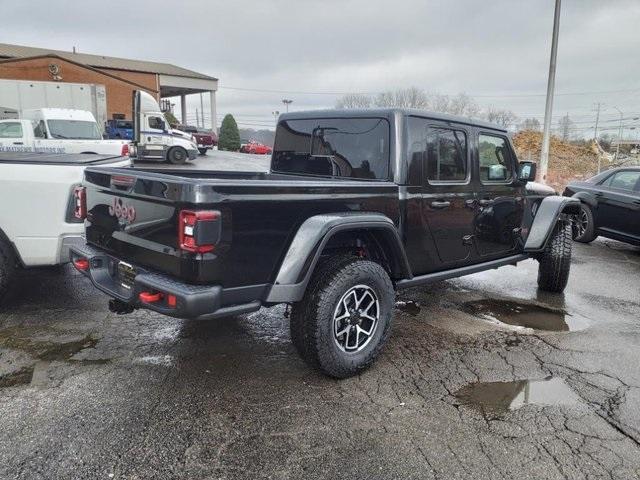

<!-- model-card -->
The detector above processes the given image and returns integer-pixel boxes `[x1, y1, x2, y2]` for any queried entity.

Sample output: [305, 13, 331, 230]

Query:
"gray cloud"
[2, 0, 639, 132]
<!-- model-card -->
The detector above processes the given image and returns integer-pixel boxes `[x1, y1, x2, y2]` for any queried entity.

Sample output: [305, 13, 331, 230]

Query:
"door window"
[33, 120, 47, 138]
[602, 171, 640, 191]
[479, 134, 513, 182]
[0, 122, 23, 138]
[148, 116, 166, 131]
[425, 127, 468, 182]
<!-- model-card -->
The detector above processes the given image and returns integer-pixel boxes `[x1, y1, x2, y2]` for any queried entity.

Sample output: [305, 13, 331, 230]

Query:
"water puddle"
[395, 300, 421, 316]
[454, 377, 581, 414]
[462, 299, 589, 332]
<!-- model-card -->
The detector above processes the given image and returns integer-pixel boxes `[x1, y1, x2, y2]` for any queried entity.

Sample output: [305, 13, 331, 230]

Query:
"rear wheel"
[0, 236, 17, 304]
[537, 220, 572, 293]
[571, 203, 597, 243]
[198, 148, 208, 155]
[290, 256, 394, 378]
[167, 147, 187, 165]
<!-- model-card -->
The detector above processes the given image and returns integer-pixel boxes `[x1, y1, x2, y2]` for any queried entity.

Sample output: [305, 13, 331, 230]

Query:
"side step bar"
[396, 254, 529, 289]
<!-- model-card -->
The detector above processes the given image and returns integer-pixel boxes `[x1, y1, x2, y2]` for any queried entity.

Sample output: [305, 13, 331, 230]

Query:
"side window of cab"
[478, 133, 515, 183]
[148, 116, 166, 131]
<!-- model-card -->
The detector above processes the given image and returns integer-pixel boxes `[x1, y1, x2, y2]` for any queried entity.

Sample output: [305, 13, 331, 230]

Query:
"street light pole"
[539, 0, 562, 184]
[613, 106, 623, 161]
[282, 99, 293, 113]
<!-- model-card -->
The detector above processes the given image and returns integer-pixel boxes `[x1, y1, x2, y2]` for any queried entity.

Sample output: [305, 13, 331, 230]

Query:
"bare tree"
[374, 87, 430, 109]
[557, 114, 574, 141]
[447, 93, 481, 117]
[335, 93, 373, 109]
[519, 118, 541, 131]
[484, 107, 518, 128]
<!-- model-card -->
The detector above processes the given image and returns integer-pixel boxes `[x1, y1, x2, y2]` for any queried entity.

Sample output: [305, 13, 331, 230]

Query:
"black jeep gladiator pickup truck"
[70, 109, 579, 378]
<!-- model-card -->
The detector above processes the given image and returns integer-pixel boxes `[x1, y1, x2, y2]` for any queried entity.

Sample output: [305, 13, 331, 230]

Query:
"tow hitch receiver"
[108, 299, 135, 315]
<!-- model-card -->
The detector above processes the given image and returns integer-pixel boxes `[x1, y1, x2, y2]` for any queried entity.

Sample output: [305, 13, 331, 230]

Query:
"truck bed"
[81, 166, 400, 292]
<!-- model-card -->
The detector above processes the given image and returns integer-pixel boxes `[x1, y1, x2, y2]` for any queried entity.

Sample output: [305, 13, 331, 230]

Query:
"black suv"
[70, 109, 579, 378]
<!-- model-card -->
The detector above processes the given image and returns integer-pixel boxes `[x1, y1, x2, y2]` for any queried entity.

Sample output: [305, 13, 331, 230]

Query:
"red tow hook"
[73, 258, 90, 271]
[139, 291, 164, 303]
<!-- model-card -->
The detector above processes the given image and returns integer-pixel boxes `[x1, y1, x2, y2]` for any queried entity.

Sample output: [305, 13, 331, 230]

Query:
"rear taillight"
[73, 186, 87, 220]
[178, 210, 221, 253]
[121, 143, 130, 156]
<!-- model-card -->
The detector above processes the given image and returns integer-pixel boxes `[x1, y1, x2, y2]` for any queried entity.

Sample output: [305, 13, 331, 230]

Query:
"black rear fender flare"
[265, 213, 411, 303]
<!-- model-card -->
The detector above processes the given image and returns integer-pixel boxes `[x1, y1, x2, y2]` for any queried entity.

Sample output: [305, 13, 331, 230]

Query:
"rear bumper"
[69, 243, 260, 319]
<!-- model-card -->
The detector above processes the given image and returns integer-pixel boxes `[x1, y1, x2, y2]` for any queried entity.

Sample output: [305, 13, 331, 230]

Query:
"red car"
[178, 125, 218, 155]
[240, 140, 272, 155]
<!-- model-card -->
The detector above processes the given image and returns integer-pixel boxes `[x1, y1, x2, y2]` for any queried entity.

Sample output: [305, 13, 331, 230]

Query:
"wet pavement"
[1, 238, 640, 479]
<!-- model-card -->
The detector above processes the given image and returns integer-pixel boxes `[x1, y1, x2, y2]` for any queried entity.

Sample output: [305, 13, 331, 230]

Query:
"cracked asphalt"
[0, 236, 639, 479]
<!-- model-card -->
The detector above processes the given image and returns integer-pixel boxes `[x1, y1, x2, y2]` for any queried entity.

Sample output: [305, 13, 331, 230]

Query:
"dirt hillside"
[512, 130, 602, 191]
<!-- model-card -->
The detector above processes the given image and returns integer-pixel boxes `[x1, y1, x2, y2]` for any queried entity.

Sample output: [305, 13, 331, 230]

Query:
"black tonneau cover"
[0, 152, 128, 166]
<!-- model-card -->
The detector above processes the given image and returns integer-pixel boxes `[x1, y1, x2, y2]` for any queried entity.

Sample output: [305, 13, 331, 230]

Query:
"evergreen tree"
[218, 114, 241, 151]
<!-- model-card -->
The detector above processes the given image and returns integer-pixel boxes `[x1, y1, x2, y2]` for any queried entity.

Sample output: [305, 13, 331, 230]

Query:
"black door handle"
[478, 199, 494, 206]
[430, 200, 451, 209]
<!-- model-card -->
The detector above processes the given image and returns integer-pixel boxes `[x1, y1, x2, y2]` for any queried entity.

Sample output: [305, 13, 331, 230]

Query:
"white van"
[12, 108, 130, 156]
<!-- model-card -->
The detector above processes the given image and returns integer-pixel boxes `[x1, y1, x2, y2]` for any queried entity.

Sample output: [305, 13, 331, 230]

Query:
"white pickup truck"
[0, 151, 130, 302]
[0, 108, 130, 156]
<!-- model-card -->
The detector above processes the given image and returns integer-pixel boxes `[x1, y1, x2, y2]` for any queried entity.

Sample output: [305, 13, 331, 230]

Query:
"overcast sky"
[2, 0, 640, 135]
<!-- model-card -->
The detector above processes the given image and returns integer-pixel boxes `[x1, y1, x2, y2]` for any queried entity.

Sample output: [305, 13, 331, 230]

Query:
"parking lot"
[1, 153, 639, 479]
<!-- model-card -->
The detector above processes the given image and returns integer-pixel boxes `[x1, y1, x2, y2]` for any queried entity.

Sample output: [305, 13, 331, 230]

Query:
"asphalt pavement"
[1, 158, 640, 478]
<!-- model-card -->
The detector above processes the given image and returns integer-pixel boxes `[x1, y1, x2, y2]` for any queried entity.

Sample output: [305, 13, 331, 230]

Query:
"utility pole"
[593, 102, 603, 140]
[195, 108, 200, 128]
[613, 106, 623, 161]
[539, 0, 562, 184]
[282, 99, 293, 112]
[199, 93, 205, 129]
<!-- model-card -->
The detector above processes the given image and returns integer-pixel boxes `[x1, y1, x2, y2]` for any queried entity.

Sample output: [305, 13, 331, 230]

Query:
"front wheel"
[0, 236, 17, 304]
[290, 256, 394, 378]
[537, 220, 572, 293]
[572, 203, 597, 243]
[167, 147, 187, 165]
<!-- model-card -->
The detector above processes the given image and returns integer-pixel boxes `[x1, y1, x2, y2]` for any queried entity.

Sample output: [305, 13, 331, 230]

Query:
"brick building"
[0, 43, 218, 129]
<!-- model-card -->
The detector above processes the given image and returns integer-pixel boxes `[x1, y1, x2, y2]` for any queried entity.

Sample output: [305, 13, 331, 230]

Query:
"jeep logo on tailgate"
[108, 197, 136, 223]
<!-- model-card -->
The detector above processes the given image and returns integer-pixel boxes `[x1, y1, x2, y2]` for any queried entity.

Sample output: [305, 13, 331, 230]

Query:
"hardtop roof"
[279, 108, 508, 132]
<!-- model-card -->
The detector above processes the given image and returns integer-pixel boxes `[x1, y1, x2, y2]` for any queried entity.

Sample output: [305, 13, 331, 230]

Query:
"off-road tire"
[0, 236, 16, 304]
[289, 255, 394, 378]
[167, 147, 188, 165]
[572, 203, 597, 243]
[198, 148, 208, 155]
[537, 220, 572, 293]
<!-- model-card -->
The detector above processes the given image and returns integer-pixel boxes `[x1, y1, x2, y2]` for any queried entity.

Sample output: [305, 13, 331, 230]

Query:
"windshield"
[116, 121, 133, 129]
[47, 120, 101, 140]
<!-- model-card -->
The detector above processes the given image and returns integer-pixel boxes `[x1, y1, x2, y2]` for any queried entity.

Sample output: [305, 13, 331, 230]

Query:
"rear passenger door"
[405, 117, 477, 272]
[473, 131, 525, 258]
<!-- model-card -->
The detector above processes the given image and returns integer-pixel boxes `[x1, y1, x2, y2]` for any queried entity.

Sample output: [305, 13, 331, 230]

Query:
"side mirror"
[518, 161, 537, 182]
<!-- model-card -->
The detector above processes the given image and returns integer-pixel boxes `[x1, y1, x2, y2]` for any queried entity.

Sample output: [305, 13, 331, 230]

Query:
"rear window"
[272, 118, 390, 180]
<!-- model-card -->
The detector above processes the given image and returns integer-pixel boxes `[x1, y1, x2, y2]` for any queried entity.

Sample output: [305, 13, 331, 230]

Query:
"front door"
[405, 117, 476, 272]
[596, 169, 640, 240]
[473, 132, 525, 258]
